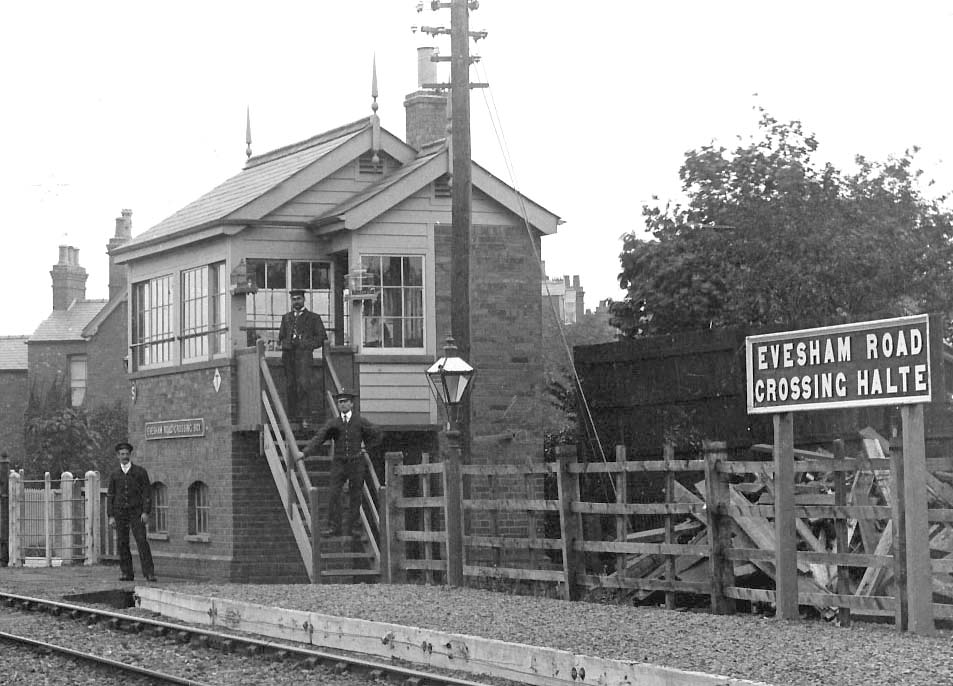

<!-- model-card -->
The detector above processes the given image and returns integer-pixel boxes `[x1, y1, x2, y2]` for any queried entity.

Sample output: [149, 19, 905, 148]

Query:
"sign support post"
[773, 412, 798, 620]
[900, 403, 934, 635]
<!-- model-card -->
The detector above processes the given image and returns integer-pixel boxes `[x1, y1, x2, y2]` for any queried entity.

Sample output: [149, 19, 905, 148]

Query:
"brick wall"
[86, 302, 129, 411]
[435, 223, 545, 554]
[128, 361, 307, 582]
[0, 370, 27, 461]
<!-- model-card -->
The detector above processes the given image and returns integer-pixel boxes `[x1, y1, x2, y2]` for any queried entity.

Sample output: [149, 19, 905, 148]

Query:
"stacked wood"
[610, 428, 953, 620]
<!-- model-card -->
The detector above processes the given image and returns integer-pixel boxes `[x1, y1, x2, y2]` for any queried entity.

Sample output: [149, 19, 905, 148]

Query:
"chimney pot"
[573, 275, 580, 287]
[417, 46, 437, 88]
[563, 275, 570, 288]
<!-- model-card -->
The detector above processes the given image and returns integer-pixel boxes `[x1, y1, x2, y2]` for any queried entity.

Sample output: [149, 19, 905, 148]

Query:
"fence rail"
[382, 436, 953, 629]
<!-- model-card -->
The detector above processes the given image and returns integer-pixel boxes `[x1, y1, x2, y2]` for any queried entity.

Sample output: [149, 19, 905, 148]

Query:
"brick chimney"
[50, 245, 87, 310]
[404, 47, 449, 151]
[107, 209, 132, 300]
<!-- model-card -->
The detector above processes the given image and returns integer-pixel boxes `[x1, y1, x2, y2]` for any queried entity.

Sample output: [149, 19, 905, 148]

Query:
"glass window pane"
[405, 318, 424, 348]
[382, 289, 402, 317]
[404, 256, 422, 286]
[312, 263, 330, 289]
[381, 257, 402, 287]
[266, 260, 286, 290]
[291, 261, 311, 290]
[363, 317, 382, 348]
[383, 318, 401, 347]
[250, 259, 267, 288]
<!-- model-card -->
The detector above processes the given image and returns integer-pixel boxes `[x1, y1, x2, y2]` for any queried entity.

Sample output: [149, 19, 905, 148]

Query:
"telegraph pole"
[450, 0, 473, 446]
[421, 0, 486, 456]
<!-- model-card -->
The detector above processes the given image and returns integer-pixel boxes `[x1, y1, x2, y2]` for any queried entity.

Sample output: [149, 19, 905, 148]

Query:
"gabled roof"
[30, 300, 108, 343]
[83, 292, 126, 338]
[115, 118, 417, 258]
[311, 147, 560, 235]
[0, 336, 28, 370]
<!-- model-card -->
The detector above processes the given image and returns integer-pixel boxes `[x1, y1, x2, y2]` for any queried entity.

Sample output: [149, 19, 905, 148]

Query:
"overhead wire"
[471, 55, 614, 488]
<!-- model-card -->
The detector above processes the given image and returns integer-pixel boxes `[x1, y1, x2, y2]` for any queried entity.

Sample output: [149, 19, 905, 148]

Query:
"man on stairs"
[303, 389, 382, 538]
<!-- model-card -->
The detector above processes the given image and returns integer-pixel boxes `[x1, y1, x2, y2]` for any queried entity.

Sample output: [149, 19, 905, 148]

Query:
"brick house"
[27, 213, 132, 423]
[0, 336, 29, 462]
[111, 62, 560, 582]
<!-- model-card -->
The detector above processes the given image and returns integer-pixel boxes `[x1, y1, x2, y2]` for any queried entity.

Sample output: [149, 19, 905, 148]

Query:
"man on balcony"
[277, 289, 327, 429]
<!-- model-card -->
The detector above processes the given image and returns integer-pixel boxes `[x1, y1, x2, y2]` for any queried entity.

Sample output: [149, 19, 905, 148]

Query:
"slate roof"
[30, 300, 108, 342]
[124, 118, 371, 247]
[0, 336, 28, 370]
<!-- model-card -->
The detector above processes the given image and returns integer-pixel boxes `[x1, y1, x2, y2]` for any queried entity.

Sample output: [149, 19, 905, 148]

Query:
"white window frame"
[131, 274, 175, 370]
[68, 355, 87, 407]
[359, 254, 425, 352]
[181, 262, 228, 362]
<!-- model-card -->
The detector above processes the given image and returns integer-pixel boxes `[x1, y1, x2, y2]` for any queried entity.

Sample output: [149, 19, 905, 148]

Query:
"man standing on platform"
[106, 442, 156, 582]
[303, 389, 382, 538]
[277, 289, 327, 428]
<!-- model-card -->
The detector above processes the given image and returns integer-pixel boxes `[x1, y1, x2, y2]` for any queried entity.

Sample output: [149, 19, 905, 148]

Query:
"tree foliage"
[22, 379, 127, 480]
[611, 109, 953, 337]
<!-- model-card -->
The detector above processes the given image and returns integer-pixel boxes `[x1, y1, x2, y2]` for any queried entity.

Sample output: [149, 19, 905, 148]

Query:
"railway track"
[0, 625, 212, 685]
[0, 590, 504, 686]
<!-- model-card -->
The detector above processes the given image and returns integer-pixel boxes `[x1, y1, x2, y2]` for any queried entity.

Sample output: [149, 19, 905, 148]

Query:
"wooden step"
[320, 568, 381, 578]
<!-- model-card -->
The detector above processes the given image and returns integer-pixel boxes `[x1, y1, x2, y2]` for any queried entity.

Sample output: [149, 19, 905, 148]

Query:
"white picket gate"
[7, 470, 101, 567]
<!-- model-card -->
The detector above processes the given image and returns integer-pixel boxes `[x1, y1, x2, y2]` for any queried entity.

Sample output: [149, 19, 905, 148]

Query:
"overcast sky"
[2, 1, 952, 336]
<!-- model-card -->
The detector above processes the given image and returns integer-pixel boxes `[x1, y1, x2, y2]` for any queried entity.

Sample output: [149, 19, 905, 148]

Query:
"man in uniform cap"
[277, 288, 327, 428]
[106, 442, 156, 582]
[303, 388, 382, 537]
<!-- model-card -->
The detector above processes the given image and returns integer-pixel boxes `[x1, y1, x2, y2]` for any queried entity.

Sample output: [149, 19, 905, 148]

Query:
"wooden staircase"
[256, 341, 383, 583]
[300, 446, 381, 582]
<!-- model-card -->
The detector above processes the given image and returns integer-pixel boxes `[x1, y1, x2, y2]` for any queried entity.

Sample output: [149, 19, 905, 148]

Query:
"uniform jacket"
[106, 463, 153, 517]
[304, 412, 382, 461]
[277, 308, 327, 351]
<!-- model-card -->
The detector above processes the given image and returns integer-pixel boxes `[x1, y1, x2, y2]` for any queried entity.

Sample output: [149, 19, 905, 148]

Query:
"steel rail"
[0, 628, 212, 685]
[0, 590, 499, 686]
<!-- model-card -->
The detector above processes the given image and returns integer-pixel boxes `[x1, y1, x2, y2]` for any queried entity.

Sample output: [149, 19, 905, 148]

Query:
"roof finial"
[371, 54, 381, 165]
[245, 106, 253, 160]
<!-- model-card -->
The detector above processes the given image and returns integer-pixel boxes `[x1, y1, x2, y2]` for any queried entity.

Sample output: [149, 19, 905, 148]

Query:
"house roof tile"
[0, 336, 28, 370]
[30, 300, 108, 342]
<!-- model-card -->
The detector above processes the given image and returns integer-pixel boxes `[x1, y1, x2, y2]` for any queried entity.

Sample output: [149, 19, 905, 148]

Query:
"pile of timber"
[614, 427, 953, 618]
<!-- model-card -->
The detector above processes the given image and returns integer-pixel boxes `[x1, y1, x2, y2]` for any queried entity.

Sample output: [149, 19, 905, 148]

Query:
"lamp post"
[425, 335, 475, 586]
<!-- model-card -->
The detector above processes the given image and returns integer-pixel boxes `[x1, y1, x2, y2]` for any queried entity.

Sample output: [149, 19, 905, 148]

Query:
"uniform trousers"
[327, 456, 366, 535]
[115, 510, 154, 579]
[282, 349, 314, 422]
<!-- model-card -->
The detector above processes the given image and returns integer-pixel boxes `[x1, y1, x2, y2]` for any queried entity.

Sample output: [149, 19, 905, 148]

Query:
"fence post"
[44, 472, 53, 567]
[556, 445, 581, 601]
[84, 471, 99, 565]
[442, 434, 464, 587]
[384, 452, 405, 584]
[831, 440, 851, 626]
[60, 472, 73, 565]
[9, 470, 22, 566]
[0, 453, 8, 567]
[703, 440, 734, 614]
[614, 446, 627, 586]
[662, 443, 677, 610]
[310, 487, 323, 584]
[378, 481, 389, 582]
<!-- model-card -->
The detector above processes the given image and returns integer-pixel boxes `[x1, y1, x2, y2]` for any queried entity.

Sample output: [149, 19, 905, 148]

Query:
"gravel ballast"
[169, 583, 953, 686]
[2, 567, 952, 685]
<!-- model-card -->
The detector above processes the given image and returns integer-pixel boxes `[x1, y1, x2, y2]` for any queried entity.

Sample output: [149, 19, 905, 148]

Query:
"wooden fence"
[382, 437, 953, 628]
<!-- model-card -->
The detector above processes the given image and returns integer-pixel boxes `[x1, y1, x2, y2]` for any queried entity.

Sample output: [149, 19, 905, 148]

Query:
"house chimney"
[50, 245, 87, 310]
[573, 275, 580, 287]
[563, 275, 570, 288]
[403, 46, 449, 151]
[107, 209, 132, 300]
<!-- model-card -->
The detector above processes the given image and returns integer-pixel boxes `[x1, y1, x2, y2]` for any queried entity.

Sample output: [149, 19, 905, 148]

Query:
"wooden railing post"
[614, 445, 627, 585]
[832, 439, 851, 627]
[310, 487, 323, 584]
[443, 433, 464, 587]
[384, 452, 405, 584]
[662, 443, 677, 610]
[9, 470, 22, 566]
[44, 472, 52, 567]
[555, 445, 580, 601]
[0, 453, 8, 567]
[84, 471, 99, 565]
[60, 472, 73, 564]
[704, 440, 734, 614]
